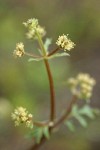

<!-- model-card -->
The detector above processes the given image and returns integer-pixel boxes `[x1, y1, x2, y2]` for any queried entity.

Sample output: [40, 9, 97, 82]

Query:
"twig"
[25, 52, 42, 58]
[34, 121, 49, 127]
[47, 47, 60, 57]
[53, 95, 78, 128]
[29, 95, 78, 150]
[36, 31, 56, 122]
[44, 59, 55, 121]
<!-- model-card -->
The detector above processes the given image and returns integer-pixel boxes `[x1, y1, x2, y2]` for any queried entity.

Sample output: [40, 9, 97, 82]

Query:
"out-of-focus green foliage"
[27, 125, 50, 144]
[65, 104, 100, 130]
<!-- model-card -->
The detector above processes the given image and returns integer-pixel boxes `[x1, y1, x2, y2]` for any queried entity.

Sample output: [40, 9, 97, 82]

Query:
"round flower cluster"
[13, 42, 25, 57]
[56, 34, 75, 51]
[23, 18, 46, 39]
[11, 107, 33, 129]
[67, 73, 96, 100]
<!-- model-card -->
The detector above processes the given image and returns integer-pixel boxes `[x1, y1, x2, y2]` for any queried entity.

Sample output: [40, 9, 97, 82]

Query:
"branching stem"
[53, 95, 78, 128]
[29, 95, 78, 150]
[34, 121, 49, 127]
[48, 47, 60, 56]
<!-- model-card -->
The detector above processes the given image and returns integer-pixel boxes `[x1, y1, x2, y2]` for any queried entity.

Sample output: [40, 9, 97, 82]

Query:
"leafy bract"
[26, 126, 50, 144]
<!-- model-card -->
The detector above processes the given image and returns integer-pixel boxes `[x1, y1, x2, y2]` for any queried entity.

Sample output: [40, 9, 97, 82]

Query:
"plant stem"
[47, 47, 60, 56]
[36, 31, 55, 122]
[29, 137, 46, 150]
[35, 31, 46, 56]
[25, 52, 42, 58]
[34, 121, 49, 127]
[44, 59, 55, 121]
[28, 95, 78, 150]
[53, 95, 78, 128]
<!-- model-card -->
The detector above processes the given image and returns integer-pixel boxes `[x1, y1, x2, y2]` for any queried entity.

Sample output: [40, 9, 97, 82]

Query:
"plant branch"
[36, 31, 56, 122]
[44, 59, 55, 121]
[35, 30, 46, 56]
[34, 121, 49, 127]
[29, 136, 46, 150]
[29, 95, 78, 150]
[25, 52, 42, 58]
[53, 95, 78, 128]
[47, 47, 60, 57]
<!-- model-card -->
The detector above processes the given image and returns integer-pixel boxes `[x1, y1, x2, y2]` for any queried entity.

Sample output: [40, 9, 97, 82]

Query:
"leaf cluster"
[65, 105, 100, 131]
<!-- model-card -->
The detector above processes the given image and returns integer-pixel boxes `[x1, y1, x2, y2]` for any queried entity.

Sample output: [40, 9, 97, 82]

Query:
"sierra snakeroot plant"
[12, 18, 99, 150]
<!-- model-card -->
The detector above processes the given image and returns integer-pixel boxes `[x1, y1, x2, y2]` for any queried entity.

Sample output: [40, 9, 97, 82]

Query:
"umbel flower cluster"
[11, 107, 33, 128]
[13, 42, 25, 58]
[56, 34, 75, 51]
[13, 18, 75, 58]
[23, 18, 46, 39]
[67, 73, 96, 100]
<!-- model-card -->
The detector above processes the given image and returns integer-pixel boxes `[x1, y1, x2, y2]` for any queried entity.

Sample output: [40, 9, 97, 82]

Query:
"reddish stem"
[44, 59, 55, 122]
[29, 95, 78, 150]
[47, 47, 60, 57]
[53, 95, 78, 128]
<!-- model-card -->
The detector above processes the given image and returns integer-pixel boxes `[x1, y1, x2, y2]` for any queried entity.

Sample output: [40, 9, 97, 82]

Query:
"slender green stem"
[35, 30, 46, 56]
[25, 52, 42, 58]
[36, 31, 55, 122]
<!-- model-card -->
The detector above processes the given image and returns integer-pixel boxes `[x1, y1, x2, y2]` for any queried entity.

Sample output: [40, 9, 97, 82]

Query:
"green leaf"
[44, 38, 52, 54]
[27, 126, 43, 144]
[75, 115, 87, 127]
[26, 126, 50, 143]
[65, 120, 75, 132]
[48, 52, 69, 59]
[71, 105, 79, 116]
[26, 126, 39, 139]
[79, 105, 95, 119]
[38, 49, 43, 55]
[43, 126, 50, 139]
[70, 104, 100, 129]
[71, 105, 88, 127]
[34, 127, 43, 144]
[28, 57, 43, 62]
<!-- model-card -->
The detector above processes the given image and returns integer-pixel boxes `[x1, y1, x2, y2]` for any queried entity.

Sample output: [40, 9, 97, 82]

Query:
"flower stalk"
[36, 30, 56, 122]
[47, 47, 60, 57]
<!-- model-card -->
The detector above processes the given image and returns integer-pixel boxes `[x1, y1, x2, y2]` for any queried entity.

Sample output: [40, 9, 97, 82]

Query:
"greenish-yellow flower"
[56, 34, 75, 51]
[67, 73, 96, 100]
[11, 107, 33, 129]
[23, 18, 46, 39]
[13, 42, 25, 57]
[23, 18, 38, 30]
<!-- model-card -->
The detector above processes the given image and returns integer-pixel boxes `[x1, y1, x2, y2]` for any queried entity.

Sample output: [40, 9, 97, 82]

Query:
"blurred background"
[0, 0, 100, 149]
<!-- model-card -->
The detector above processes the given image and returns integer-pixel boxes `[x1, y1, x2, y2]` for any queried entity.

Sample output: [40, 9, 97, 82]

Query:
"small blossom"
[23, 18, 38, 30]
[67, 73, 96, 100]
[67, 78, 78, 87]
[26, 30, 35, 39]
[11, 107, 33, 129]
[13, 42, 25, 57]
[56, 34, 75, 51]
[23, 18, 46, 39]
[36, 25, 46, 37]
